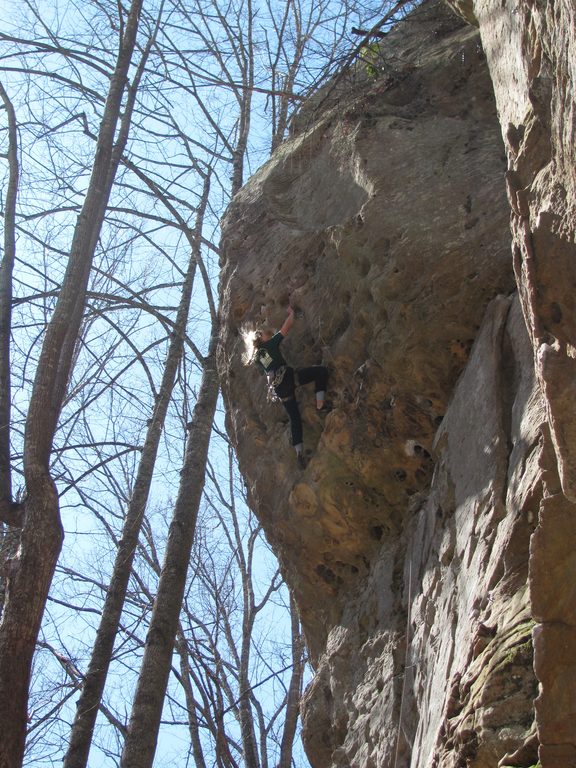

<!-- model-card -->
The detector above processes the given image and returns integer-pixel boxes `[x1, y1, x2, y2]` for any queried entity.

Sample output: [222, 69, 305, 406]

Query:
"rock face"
[442, 0, 576, 765]
[218, 0, 576, 766]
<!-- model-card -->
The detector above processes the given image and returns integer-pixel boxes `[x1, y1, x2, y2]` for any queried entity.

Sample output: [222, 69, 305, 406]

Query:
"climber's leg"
[281, 397, 304, 449]
[296, 365, 329, 409]
[275, 369, 304, 461]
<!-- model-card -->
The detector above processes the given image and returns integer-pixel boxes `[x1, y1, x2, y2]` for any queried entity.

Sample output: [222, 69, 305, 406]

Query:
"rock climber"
[247, 306, 329, 468]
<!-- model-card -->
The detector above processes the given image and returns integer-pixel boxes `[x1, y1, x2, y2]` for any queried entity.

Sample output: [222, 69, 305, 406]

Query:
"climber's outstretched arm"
[279, 306, 295, 337]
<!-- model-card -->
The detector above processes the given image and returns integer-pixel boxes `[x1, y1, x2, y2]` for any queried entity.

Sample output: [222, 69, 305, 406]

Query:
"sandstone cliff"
[218, 1, 576, 766]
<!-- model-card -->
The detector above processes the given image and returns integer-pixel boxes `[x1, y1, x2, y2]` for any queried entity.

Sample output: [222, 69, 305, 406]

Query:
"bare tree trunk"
[237, 531, 260, 768]
[278, 595, 304, 768]
[239, 611, 260, 768]
[232, 100, 252, 198]
[231, 0, 254, 197]
[0, 527, 19, 618]
[175, 627, 208, 768]
[0, 84, 21, 528]
[268, 0, 304, 154]
[120, 332, 220, 768]
[0, 84, 21, 621]
[0, 4, 143, 766]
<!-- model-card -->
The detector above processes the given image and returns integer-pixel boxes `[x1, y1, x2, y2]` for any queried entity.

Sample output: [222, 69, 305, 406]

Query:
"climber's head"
[254, 329, 273, 346]
[242, 326, 272, 365]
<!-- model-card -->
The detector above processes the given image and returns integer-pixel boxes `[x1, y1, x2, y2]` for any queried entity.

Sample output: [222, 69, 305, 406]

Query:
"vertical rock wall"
[218, 0, 575, 765]
[443, 0, 576, 764]
[300, 294, 541, 768]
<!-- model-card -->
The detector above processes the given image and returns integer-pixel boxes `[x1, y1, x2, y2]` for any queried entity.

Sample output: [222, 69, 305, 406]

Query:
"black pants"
[274, 366, 328, 446]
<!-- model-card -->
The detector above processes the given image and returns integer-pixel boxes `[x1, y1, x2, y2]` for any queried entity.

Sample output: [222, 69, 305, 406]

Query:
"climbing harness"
[267, 385, 281, 403]
[267, 366, 287, 403]
[268, 366, 287, 389]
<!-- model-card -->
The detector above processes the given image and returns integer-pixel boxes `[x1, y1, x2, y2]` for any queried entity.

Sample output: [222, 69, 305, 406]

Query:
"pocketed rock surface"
[218, 0, 576, 765]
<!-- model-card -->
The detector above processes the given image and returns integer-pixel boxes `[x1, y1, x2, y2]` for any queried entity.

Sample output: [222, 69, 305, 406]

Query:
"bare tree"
[120, 186, 220, 765]
[0, 84, 18, 528]
[0, 1, 147, 763]
[63, 173, 211, 768]
[102, 437, 306, 768]
[166, 445, 307, 768]
[0, 83, 21, 621]
[279, 595, 305, 768]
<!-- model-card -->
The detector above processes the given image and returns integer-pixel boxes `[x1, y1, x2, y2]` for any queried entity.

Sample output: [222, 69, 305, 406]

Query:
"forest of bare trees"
[0, 0, 411, 765]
